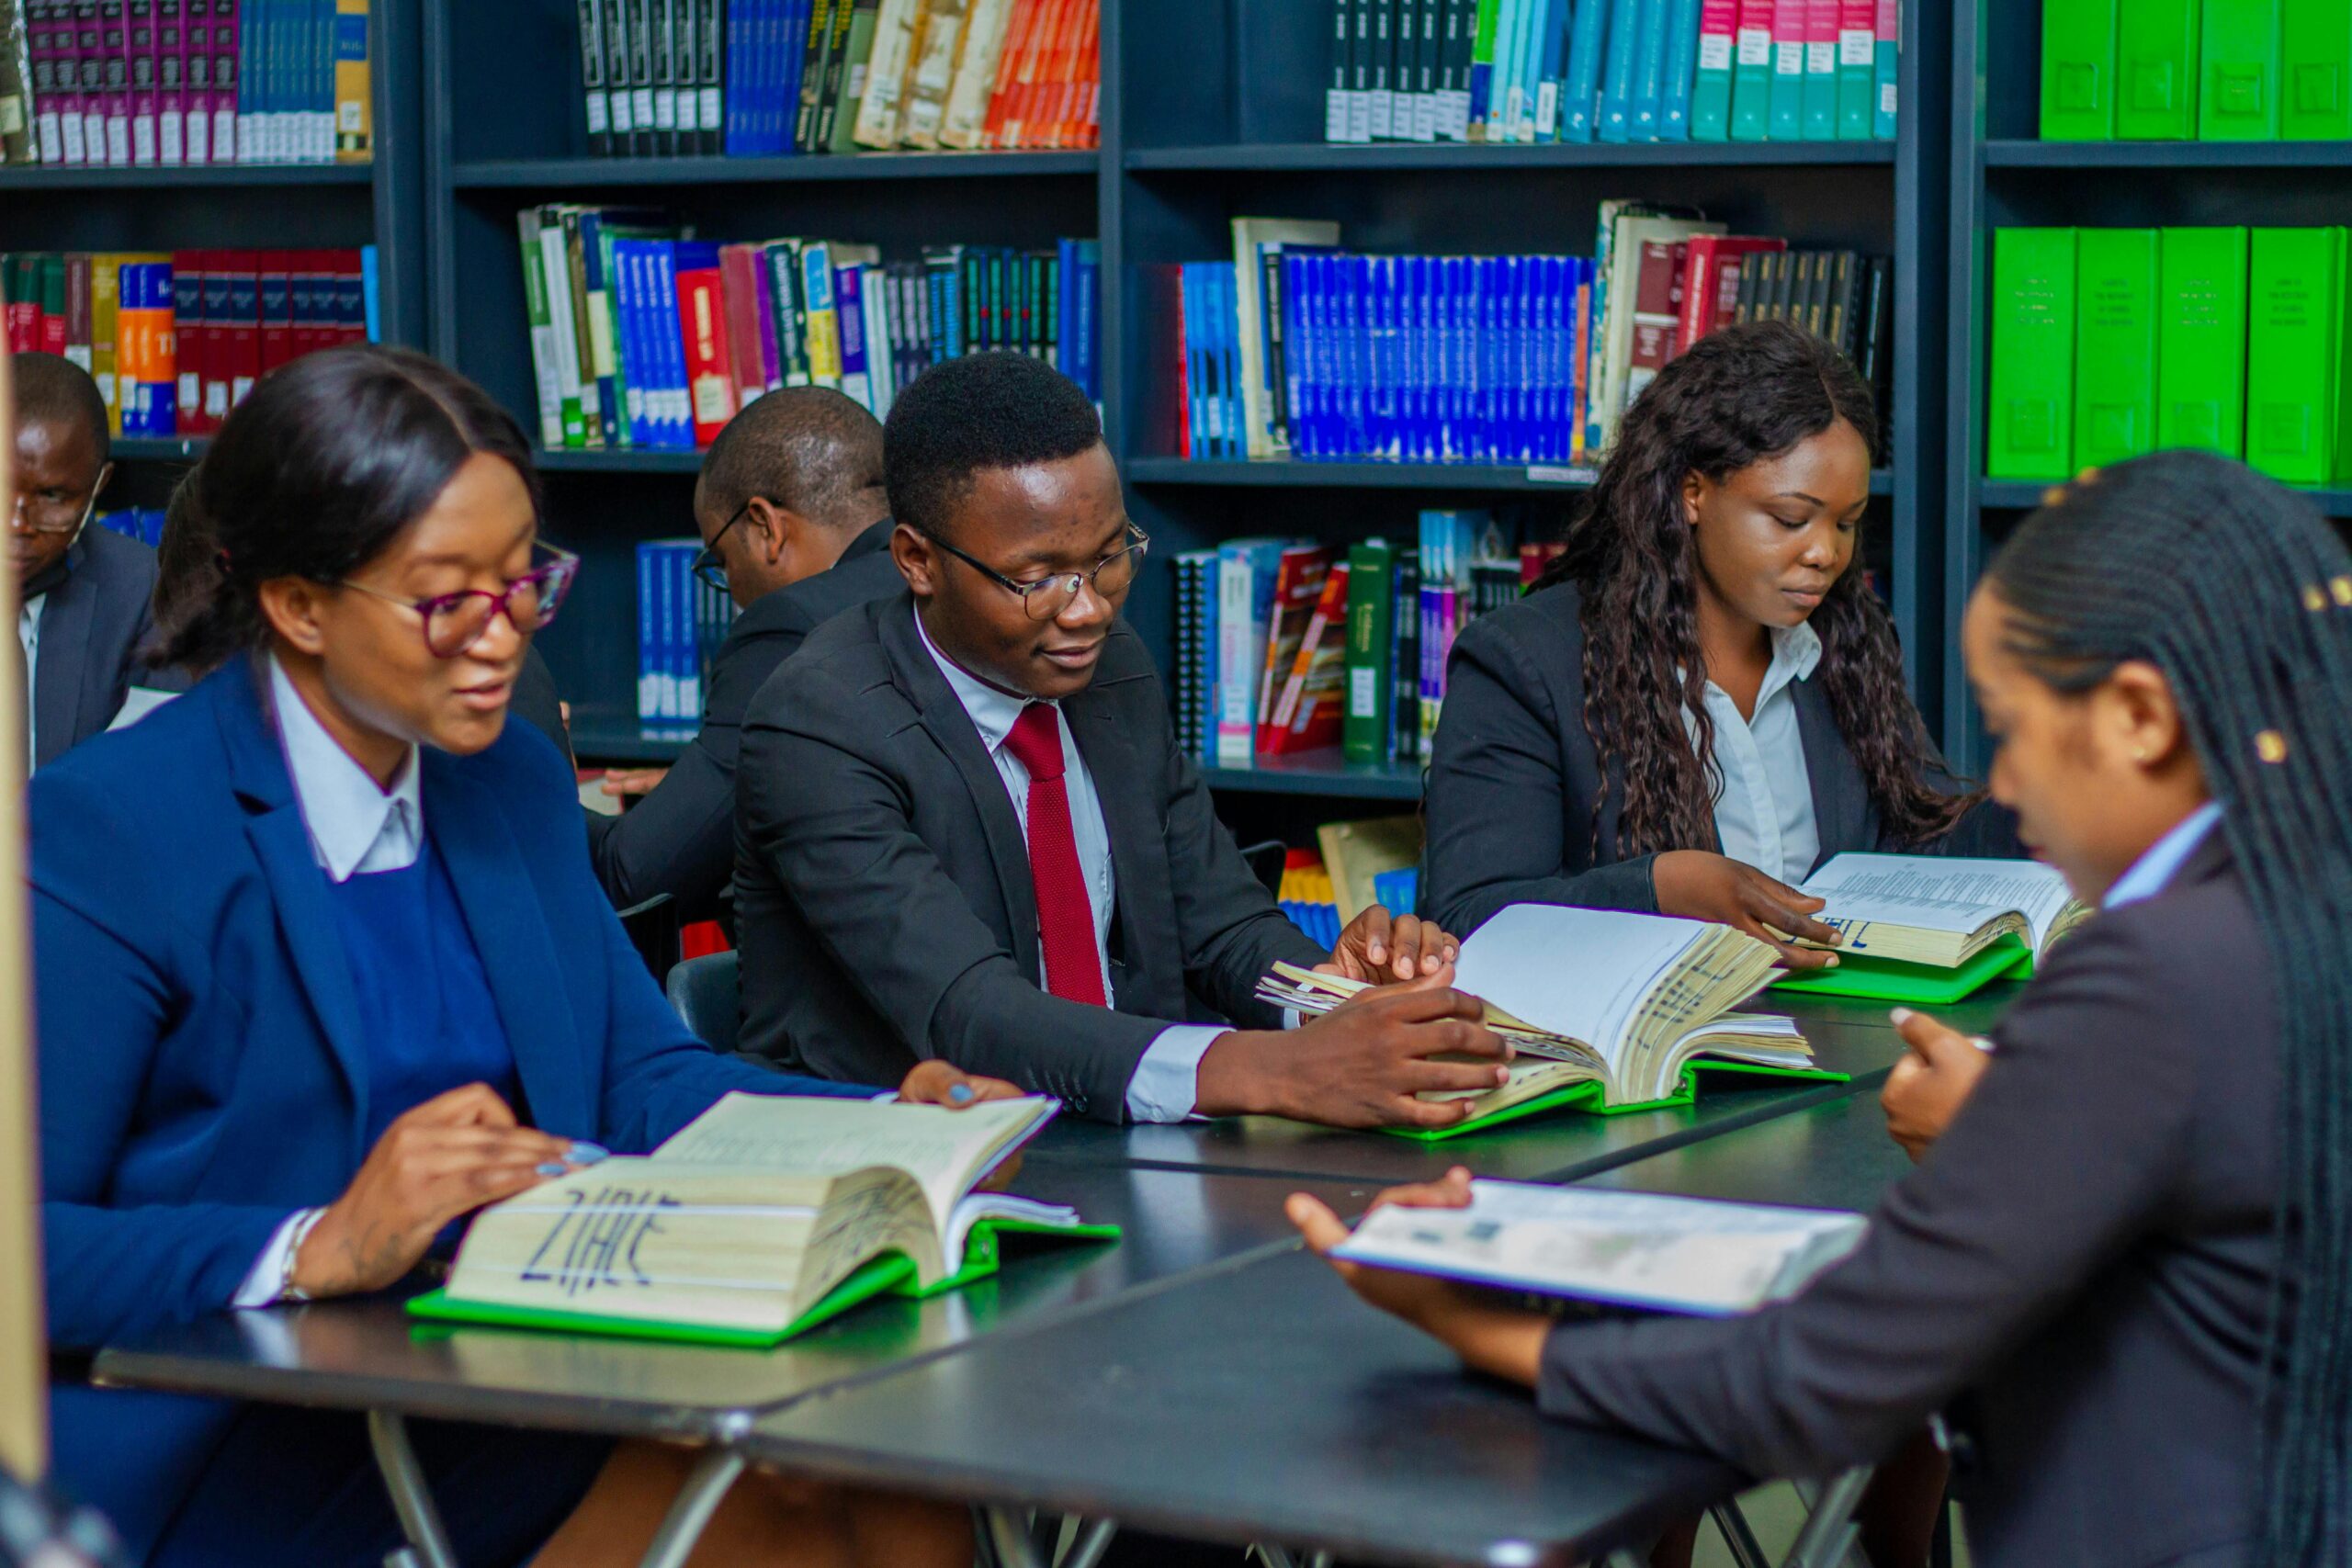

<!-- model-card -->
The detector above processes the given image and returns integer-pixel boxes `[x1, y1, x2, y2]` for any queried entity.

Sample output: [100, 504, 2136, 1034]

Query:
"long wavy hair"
[1536, 320, 1965, 856]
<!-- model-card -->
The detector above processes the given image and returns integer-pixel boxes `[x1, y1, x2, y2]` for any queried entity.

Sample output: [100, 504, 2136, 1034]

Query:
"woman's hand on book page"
[1317, 905, 1463, 986]
[1880, 1008, 1994, 1162]
[1655, 851, 1843, 969]
[292, 1083, 595, 1298]
[898, 1060, 1028, 1108]
[1288, 1170, 1548, 1389]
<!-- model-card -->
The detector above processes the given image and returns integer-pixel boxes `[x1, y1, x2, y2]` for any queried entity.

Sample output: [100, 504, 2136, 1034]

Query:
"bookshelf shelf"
[0, 164, 375, 190]
[1127, 458, 1895, 495]
[1979, 479, 2352, 519]
[1125, 141, 1898, 174]
[1982, 140, 2352, 169]
[1198, 750, 1425, 801]
[450, 152, 1100, 189]
[569, 716, 695, 765]
[110, 438, 210, 463]
[533, 448, 707, 475]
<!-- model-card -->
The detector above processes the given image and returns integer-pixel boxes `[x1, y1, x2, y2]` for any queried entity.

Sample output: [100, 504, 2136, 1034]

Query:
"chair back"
[666, 950, 741, 1053]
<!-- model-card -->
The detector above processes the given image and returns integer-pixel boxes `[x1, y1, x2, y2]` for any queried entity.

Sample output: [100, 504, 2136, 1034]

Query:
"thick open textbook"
[408, 1094, 1115, 1346]
[1334, 1180, 1868, 1316]
[1772, 853, 2092, 1001]
[1257, 905, 1835, 1134]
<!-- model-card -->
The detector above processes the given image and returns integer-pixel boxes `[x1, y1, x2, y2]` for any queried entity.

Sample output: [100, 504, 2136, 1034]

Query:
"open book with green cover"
[408, 1093, 1116, 1347]
[1771, 853, 2092, 1002]
[1257, 905, 1837, 1138]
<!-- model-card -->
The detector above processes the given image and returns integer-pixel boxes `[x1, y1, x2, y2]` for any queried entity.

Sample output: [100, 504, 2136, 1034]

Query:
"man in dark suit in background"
[734, 352, 1506, 1126]
[586, 386, 900, 919]
[9, 352, 165, 771]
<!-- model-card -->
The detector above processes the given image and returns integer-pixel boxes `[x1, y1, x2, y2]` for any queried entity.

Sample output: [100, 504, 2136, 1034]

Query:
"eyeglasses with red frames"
[334, 541, 581, 659]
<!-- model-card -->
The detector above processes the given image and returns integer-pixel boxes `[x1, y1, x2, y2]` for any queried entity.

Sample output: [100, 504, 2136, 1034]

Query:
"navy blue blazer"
[31, 656, 870, 1554]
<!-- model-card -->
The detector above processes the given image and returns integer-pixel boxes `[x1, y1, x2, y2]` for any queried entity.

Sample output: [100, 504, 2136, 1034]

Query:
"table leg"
[984, 1506, 1050, 1568]
[1709, 1498, 1772, 1568]
[1057, 1517, 1118, 1568]
[366, 1412, 460, 1568]
[633, 1448, 747, 1568]
[1781, 1468, 1873, 1568]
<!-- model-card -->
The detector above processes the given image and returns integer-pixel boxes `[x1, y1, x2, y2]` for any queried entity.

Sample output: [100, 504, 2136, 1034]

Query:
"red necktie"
[1002, 702, 1107, 1007]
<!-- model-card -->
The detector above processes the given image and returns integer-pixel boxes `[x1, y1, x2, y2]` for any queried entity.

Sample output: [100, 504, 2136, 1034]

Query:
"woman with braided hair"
[1421, 319, 2014, 959]
[1298, 448, 2352, 1566]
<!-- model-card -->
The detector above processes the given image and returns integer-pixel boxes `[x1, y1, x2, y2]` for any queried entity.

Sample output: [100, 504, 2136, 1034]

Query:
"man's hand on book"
[1317, 905, 1463, 986]
[1196, 977, 1514, 1128]
[1288, 1168, 1547, 1388]
[292, 1084, 599, 1299]
[1881, 1007, 1993, 1161]
[1654, 850, 1843, 969]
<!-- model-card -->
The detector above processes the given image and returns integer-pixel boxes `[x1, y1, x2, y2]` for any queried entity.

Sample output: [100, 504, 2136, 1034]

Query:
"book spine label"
[1728, 0, 1770, 139]
[331, 0, 363, 159]
[1767, 0, 1802, 138]
[1799, 0, 1834, 137]
[1985, 227, 2078, 480]
[2200, 0, 2283, 139]
[1832, 0, 1870, 136]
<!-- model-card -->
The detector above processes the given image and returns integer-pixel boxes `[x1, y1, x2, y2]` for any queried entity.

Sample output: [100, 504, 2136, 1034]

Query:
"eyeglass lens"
[1019, 542, 1145, 620]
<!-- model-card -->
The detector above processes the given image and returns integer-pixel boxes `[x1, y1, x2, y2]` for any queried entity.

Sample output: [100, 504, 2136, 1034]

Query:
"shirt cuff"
[233, 1208, 324, 1309]
[1124, 1025, 1226, 1122]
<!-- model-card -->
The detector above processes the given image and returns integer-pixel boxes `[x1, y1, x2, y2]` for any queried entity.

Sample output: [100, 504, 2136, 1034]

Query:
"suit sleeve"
[738, 699, 1164, 1121]
[1421, 613, 1659, 938]
[1533, 913, 2200, 1479]
[31, 770, 288, 1348]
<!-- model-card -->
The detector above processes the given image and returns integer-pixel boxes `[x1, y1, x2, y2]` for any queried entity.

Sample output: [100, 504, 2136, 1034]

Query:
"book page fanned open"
[1795, 853, 2092, 967]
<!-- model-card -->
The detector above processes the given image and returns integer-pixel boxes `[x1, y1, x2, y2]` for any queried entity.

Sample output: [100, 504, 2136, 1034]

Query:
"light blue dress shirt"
[2103, 801, 2223, 910]
[1685, 620, 1824, 887]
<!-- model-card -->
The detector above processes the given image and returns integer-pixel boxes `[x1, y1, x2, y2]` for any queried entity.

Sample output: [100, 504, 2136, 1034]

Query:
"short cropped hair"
[695, 385, 886, 529]
[882, 352, 1102, 540]
[10, 351, 110, 468]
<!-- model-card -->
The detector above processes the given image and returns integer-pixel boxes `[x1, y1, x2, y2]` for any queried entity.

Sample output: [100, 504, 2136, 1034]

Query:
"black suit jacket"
[1421, 581, 2018, 936]
[1538, 832, 2275, 1568]
[732, 592, 1326, 1120]
[585, 521, 900, 919]
[29, 525, 164, 768]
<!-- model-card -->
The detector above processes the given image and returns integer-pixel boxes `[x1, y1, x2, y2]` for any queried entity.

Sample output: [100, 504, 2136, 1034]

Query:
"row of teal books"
[2040, 0, 2352, 141]
[1986, 226, 2352, 488]
[633, 539, 738, 728]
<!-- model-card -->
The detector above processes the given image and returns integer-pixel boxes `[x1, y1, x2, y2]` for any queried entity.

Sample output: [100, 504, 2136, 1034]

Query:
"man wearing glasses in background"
[732, 352, 1508, 1130]
[584, 385, 899, 922]
[7, 352, 173, 773]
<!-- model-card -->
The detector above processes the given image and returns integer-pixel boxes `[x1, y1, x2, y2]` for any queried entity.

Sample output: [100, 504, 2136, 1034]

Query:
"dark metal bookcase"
[0, 0, 427, 511]
[422, 0, 1103, 762]
[1943, 0, 2352, 772]
[1114, 0, 1953, 844]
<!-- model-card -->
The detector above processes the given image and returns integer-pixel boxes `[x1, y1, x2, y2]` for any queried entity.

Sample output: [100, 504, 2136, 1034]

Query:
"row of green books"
[1986, 226, 2352, 487]
[2040, 0, 2352, 141]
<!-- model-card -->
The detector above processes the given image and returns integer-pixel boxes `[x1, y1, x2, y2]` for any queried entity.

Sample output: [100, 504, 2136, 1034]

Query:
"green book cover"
[2199, 0, 2282, 138]
[2073, 229, 2158, 469]
[1986, 227, 2079, 481]
[1730, 0, 1772, 141]
[2117, 0, 2199, 139]
[826, 0, 882, 153]
[1469, 0, 1502, 141]
[1341, 538, 1395, 764]
[1385, 1060, 1851, 1142]
[1767, 936, 2031, 1004]
[2040, 0, 2119, 139]
[2282, 0, 2352, 139]
[2246, 227, 2342, 485]
[2158, 226, 2250, 457]
[515, 209, 564, 450]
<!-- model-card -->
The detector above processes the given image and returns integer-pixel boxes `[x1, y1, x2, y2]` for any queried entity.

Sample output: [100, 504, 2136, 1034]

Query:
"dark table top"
[93, 1162, 1379, 1442]
[745, 1244, 1738, 1568]
[1576, 1077, 1917, 1215]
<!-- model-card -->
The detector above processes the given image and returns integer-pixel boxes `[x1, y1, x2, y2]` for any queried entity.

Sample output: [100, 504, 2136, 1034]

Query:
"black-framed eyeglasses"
[919, 525, 1150, 622]
[336, 540, 581, 659]
[691, 498, 762, 593]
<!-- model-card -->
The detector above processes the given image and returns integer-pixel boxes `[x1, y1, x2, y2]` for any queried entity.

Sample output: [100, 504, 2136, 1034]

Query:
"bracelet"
[278, 1208, 326, 1303]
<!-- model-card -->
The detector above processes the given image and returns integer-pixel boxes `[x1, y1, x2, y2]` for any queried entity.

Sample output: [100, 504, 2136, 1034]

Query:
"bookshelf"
[1943, 1, 2352, 773]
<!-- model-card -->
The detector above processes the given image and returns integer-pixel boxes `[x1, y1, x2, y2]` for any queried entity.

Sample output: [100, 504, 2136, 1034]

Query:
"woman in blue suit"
[33, 345, 999, 1568]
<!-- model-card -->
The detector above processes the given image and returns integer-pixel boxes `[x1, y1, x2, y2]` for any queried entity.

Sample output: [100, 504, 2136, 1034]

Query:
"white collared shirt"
[1684, 621, 1824, 887]
[18, 593, 42, 773]
[913, 608, 1222, 1122]
[2103, 801, 2222, 910]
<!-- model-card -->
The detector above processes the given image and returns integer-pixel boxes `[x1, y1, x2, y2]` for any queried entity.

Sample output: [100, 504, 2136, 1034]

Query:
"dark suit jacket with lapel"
[1421, 580, 2020, 937]
[30, 523, 164, 768]
[585, 520, 900, 919]
[28, 657, 871, 1557]
[733, 592, 1327, 1120]
[1536, 832, 2275, 1568]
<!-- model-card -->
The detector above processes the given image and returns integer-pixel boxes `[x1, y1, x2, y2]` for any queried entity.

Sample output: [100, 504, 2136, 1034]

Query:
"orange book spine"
[1001, 0, 1065, 148]
[980, 0, 1039, 148]
[1047, 0, 1095, 148]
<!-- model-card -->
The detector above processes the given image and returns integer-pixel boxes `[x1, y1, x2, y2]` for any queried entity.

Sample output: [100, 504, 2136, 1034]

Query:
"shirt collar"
[913, 604, 1044, 753]
[1758, 619, 1823, 705]
[267, 652, 424, 883]
[2103, 801, 2222, 910]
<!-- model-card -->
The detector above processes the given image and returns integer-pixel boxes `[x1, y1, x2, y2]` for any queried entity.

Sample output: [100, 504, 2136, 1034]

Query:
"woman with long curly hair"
[1421, 319, 2014, 962]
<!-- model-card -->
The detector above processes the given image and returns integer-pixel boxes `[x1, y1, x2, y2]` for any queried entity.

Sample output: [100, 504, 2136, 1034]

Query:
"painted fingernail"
[537, 1162, 568, 1177]
[567, 1142, 610, 1165]
[1890, 1008, 1915, 1024]
[949, 1083, 975, 1103]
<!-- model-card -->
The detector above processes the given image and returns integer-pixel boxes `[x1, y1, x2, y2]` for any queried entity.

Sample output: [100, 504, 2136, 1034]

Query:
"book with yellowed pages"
[1316, 814, 1421, 924]
[1256, 904, 1837, 1138]
[407, 1093, 1116, 1347]
[1771, 853, 2093, 1003]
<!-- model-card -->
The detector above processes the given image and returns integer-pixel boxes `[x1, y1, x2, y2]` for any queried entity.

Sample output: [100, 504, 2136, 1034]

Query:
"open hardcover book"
[1256, 905, 1836, 1137]
[1334, 1180, 1868, 1316]
[408, 1094, 1117, 1347]
[1772, 853, 2093, 1002]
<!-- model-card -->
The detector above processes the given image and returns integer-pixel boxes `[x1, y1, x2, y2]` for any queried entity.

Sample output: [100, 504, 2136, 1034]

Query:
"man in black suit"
[735, 352, 1505, 1125]
[9, 352, 164, 771]
[586, 386, 901, 919]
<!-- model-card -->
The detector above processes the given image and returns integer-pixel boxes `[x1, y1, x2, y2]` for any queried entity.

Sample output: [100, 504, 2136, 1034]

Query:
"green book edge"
[1385, 1059, 1851, 1143]
[1768, 933, 2032, 1003]
[405, 1218, 1122, 1348]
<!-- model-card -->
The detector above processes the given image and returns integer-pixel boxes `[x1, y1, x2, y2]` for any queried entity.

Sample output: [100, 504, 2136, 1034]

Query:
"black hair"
[1985, 450, 2352, 1566]
[9, 350, 111, 469]
[146, 474, 215, 675]
[696, 385, 887, 531]
[160, 345, 541, 673]
[1535, 318, 1965, 857]
[882, 351, 1102, 539]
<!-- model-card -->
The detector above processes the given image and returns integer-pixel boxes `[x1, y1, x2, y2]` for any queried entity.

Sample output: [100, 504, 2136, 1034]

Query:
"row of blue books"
[634, 540, 739, 727]
[94, 508, 166, 550]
